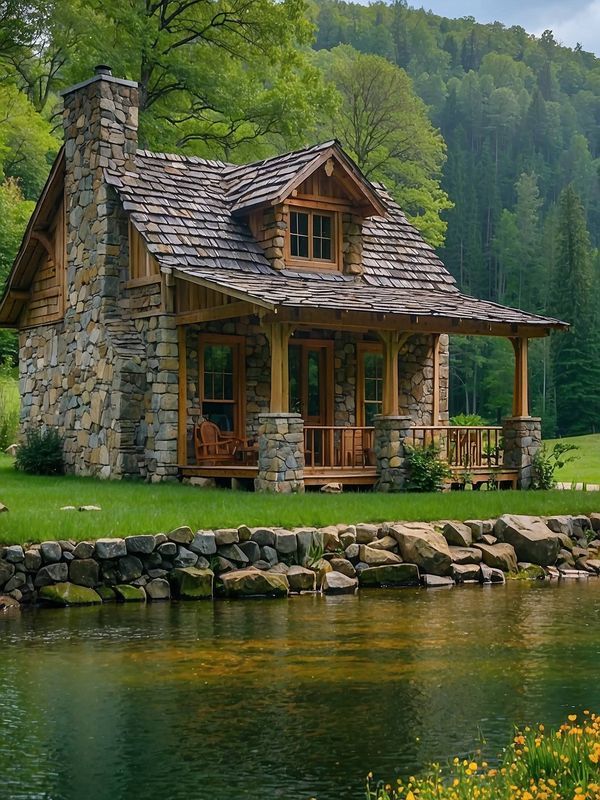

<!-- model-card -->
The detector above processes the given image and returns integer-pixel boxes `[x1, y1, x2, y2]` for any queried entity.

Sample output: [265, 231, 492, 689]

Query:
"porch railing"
[409, 425, 504, 469]
[304, 426, 376, 470]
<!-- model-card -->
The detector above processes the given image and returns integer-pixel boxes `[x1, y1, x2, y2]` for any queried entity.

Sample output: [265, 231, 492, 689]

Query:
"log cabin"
[0, 67, 568, 491]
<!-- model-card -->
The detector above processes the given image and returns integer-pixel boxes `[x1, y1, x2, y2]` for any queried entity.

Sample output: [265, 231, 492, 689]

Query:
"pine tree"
[551, 186, 600, 434]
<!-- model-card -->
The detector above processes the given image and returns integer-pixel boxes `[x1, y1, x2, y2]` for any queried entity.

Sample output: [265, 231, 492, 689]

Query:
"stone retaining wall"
[1, 512, 598, 610]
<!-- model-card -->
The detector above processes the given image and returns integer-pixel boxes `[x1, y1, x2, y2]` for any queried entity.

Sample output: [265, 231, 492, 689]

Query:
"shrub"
[0, 366, 19, 450]
[449, 413, 489, 426]
[404, 443, 451, 492]
[532, 442, 578, 490]
[367, 711, 600, 800]
[14, 426, 64, 475]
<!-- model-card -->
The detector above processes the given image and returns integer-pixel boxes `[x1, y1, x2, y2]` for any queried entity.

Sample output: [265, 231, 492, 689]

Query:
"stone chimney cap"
[60, 68, 137, 97]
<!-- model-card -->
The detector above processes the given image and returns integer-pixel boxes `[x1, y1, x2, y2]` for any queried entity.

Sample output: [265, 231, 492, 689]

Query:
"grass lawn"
[545, 433, 600, 484]
[0, 454, 598, 545]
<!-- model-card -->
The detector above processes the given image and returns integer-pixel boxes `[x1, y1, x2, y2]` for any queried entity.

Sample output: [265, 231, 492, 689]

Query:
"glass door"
[289, 340, 333, 465]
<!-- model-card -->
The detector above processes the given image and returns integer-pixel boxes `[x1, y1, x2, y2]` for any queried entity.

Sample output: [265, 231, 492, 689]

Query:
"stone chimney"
[60, 66, 138, 316]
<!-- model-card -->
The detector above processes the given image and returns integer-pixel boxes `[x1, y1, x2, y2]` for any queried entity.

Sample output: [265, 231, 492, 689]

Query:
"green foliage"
[317, 45, 451, 246]
[404, 444, 451, 492]
[0, 367, 18, 450]
[14, 427, 64, 475]
[366, 712, 600, 800]
[449, 413, 488, 426]
[532, 442, 579, 490]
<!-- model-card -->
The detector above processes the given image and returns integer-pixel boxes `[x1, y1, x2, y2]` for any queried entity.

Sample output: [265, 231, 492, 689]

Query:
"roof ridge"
[221, 140, 338, 177]
[135, 149, 228, 168]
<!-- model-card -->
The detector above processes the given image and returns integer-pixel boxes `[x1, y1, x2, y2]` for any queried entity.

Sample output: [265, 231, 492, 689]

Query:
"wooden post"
[378, 332, 410, 416]
[177, 325, 187, 465]
[510, 336, 529, 417]
[263, 322, 294, 413]
[432, 333, 441, 426]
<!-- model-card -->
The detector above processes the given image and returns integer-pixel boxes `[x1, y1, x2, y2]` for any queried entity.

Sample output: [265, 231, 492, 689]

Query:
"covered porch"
[173, 272, 550, 492]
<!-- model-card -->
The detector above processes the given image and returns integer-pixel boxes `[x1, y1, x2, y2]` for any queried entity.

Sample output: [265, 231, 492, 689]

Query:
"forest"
[0, 0, 598, 436]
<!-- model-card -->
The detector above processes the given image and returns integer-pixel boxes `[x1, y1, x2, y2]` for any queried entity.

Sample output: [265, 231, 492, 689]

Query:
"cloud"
[537, 0, 600, 53]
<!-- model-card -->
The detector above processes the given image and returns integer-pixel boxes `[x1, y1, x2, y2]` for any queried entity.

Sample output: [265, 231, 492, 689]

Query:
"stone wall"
[502, 417, 543, 489]
[373, 415, 412, 492]
[255, 413, 305, 493]
[2, 513, 598, 609]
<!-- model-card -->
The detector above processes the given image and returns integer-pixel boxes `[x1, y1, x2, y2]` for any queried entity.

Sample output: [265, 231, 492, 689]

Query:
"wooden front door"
[289, 340, 333, 465]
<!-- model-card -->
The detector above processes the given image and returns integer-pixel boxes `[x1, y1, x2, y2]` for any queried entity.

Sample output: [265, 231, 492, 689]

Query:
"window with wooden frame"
[129, 221, 160, 283]
[199, 334, 245, 437]
[357, 343, 384, 426]
[286, 208, 340, 270]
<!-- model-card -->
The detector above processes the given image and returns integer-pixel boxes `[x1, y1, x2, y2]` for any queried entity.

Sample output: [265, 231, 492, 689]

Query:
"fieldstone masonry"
[373, 415, 413, 492]
[502, 416, 542, 489]
[256, 413, 305, 493]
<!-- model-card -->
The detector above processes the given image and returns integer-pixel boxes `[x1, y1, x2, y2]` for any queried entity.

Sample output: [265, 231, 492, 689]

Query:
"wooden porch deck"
[178, 464, 378, 486]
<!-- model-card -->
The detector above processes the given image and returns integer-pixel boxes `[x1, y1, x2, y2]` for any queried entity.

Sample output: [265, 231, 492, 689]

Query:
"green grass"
[545, 433, 600, 484]
[0, 454, 598, 545]
[0, 372, 19, 451]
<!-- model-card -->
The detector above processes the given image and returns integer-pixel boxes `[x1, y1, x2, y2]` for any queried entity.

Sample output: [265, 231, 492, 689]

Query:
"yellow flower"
[406, 792, 416, 800]
[469, 762, 478, 771]
[569, 714, 578, 722]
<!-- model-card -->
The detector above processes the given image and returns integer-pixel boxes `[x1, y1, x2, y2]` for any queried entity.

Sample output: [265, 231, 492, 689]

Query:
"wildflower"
[569, 714, 578, 722]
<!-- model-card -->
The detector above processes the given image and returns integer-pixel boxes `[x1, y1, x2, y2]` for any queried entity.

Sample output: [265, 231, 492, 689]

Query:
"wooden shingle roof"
[102, 142, 566, 334]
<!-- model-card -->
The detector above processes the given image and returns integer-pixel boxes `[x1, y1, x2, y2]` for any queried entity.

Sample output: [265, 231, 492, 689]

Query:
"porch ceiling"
[172, 266, 568, 337]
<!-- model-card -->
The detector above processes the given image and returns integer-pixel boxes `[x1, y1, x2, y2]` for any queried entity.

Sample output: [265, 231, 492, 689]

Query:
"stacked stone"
[398, 334, 449, 425]
[373, 415, 412, 492]
[256, 207, 286, 270]
[255, 413, 305, 493]
[342, 213, 364, 275]
[502, 417, 542, 489]
[6, 513, 598, 609]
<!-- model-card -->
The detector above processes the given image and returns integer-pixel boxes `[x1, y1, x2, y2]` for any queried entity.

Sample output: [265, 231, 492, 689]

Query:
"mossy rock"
[96, 585, 116, 602]
[38, 582, 102, 606]
[169, 567, 214, 600]
[114, 584, 146, 603]
[359, 563, 420, 588]
[510, 564, 547, 581]
[220, 568, 288, 598]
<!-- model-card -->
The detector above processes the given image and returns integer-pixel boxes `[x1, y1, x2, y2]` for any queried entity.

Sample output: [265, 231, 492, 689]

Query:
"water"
[2, 581, 600, 800]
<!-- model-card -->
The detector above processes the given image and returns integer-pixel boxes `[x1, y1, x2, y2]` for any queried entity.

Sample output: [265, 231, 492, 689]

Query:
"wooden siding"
[129, 222, 160, 281]
[22, 198, 65, 327]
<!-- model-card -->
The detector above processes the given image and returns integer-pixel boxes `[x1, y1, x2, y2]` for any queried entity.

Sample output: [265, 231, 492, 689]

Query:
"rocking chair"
[193, 420, 244, 466]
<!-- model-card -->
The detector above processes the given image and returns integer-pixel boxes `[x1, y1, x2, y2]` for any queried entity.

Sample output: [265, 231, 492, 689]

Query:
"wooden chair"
[193, 420, 244, 466]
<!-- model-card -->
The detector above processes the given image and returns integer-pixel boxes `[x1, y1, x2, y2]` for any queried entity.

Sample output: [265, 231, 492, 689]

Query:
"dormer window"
[287, 208, 339, 270]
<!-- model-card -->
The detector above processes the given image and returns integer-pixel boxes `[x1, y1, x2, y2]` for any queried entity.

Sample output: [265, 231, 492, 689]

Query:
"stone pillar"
[502, 416, 542, 489]
[374, 415, 412, 492]
[255, 413, 304, 493]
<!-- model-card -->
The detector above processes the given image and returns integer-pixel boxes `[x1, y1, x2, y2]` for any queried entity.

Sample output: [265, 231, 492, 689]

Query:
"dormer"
[224, 142, 386, 276]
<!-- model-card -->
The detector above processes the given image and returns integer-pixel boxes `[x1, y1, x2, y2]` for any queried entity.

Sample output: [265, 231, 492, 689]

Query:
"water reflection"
[2, 582, 600, 800]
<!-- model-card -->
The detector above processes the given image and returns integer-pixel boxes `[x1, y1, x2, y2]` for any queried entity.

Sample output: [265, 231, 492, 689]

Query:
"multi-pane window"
[289, 210, 335, 264]
[200, 338, 243, 434]
[362, 350, 384, 426]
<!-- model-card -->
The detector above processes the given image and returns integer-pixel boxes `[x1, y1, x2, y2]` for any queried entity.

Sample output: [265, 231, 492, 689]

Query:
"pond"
[2, 581, 600, 800]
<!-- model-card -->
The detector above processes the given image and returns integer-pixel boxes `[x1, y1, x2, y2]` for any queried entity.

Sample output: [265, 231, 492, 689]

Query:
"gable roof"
[0, 139, 568, 334]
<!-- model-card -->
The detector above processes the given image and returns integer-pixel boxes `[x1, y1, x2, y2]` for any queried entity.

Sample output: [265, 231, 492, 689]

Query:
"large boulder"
[167, 526, 194, 544]
[449, 547, 482, 565]
[114, 585, 146, 602]
[38, 582, 102, 606]
[125, 535, 156, 555]
[358, 545, 403, 567]
[367, 536, 398, 552]
[310, 558, 332, 589]
[321, 571, 358, 594]
[169, 567, 214, 599]
[328, 558, 356, 578]
[287, 565, 316, 592]
[34, 563, 68, 587]
[475, 543, 518, 573]
[452, 563, 481, 583]
[495, 515, 560, 566]
[69, 558, 100, 588]
[442, 522, 472, 547]
[3, 545, 24, 564]
[0, 559, 15, 586]
[358, 563, 420, 588]
[422, 574, 454, 588]
[190, 531, 217, 556]
[220, 568, 288, 598]
[145, 578, 171, 601]
[95, 538, 127, 560]
[40, 541, 62, 563]
[390, 524, 452, 576]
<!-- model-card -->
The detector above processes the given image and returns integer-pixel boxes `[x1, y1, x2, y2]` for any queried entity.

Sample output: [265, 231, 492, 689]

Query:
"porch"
[172, 275, 550, 492]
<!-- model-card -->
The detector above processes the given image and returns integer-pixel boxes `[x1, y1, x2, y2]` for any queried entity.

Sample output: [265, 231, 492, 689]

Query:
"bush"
[366, 711, 600, 800]
[449, 413, 489, 426]
[14, 427, 64, 475]
[532, 442, 578, 490]
[404, 443, 451, 492]
[0, 366, 19, 450]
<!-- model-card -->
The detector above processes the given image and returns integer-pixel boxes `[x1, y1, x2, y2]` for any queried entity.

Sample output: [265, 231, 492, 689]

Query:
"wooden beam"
[178, 326, 188, 466]
[8, 290, 30, 301]
[175, 301, 255, 326]
[378, 331, 410, 415]
[262, 321, 294, 412]
[30, 230, 54, 259]
[432, 333, 441, 426]
[511, 337, 529, 417]
[264, 307, 555, 339]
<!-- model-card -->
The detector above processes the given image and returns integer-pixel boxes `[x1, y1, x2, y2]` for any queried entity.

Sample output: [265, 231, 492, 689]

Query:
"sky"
[415, 0, 600, 55]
